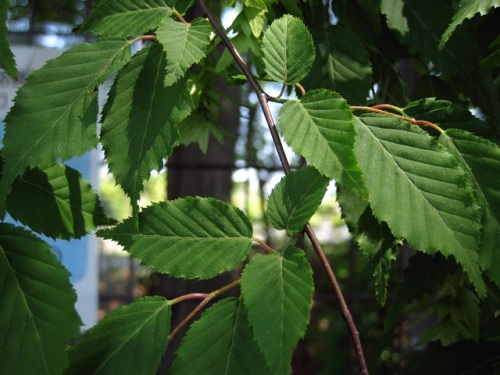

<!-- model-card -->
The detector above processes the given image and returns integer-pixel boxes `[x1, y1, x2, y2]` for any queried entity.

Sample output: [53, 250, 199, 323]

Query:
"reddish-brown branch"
[199, 1, 369, 373]
[253, 237, 276, 254]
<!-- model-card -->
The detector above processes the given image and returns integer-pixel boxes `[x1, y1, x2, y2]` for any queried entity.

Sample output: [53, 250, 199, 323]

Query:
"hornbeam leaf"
[6, 162, 115, 240]
[101, 44, 193, 208]
[302, 26, 372, 105]
[66, 296, 171, 375]
[439, 129, 500, 287]
[241, 248, 314, 374]
[266, 166, 329, 234]
[157, 17, 212, 87]
[78, 0, 173, 37]
[0, 224, 81, 374]
[0, 0, 17, 79]
[277, 89, 366, 196]
[381, 0, 408, 36]
[354, 115, 485, 296]
[262, 15, 315, 85]
[97, 197, 252, 279]
[0, 39, 131, 216]
[440, 0, 500, 49]
[170, 298, 272, 375]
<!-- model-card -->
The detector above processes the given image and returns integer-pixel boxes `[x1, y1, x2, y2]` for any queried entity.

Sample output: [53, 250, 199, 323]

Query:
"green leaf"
[241, 248, 314, 374]
[78, 0, 173, 37]
[439, 129, 500, 287]
[170, 298, 272, 375]
[440, 0, 500, 49]
[277, 89, 366, 196]
[101, 44, 193, 208]
[98, 197, 252, 279]
[0, 39, 131, 216]
[66, 296, 171, 375]
[354, 115, 485, 296]
[178, 111, 223, 153]
[5, 162, 115, 240]
[266, 166, 329, 234]
[262, 15, 315, 85]
[0, 0, 17, 79]
[157, 17, 212, 87]
[381, 0, 409, 36]
[0, 224, 81, 374]
[303, 25, 372, 105]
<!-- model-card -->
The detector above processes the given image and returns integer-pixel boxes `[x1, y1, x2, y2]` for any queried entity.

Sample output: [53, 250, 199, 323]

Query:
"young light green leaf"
[0, 39, 131, 216]
[381, 0, 408, 36]
[354, 115, 485, 296]
[440, 0, 500, 49]
[0, 0, 17, 79]
[170, 298, 272, 375]
[66, 296, 171, 375]
[277, 89, 366, 196]
[157, 17, 212, 87]
[98, 197, 252, 279]
[0, 224, 81, 374]
[266, 166, 329, 234]
[241, 248, 314, 374]
[101, 44, 193, 208]
[6, 162, 115, 240]
[303, 26, 372, 105]
[78, 0, 173, 37]
[178, 111, 223, 153]
[439, 129, 500, 287]
[262, 15, 315, 85]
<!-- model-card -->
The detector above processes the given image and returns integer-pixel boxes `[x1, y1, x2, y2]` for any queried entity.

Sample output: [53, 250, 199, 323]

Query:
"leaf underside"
[354, 115, 485, 296]
[97, 197, 253, 279]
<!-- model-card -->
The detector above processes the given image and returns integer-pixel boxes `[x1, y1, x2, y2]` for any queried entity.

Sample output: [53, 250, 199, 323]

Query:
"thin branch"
[173, 8, 188, 23]
[199, 1, 369, 373]
[168, 279, 241, 341]
[170, 293, 210, 305]
[253, 237, 276, 253]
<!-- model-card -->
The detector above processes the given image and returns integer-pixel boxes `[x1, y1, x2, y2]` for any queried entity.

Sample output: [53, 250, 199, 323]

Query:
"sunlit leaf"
[439, 129, 500, 287]
[0, 39, 131, 216]
[266, 166, 329, 234]
[440, 0, 500, 49]
[262, 15, 315, 85]
[66, 296, 170, 375]
[79, 0, 172, 37]
[101, 44, 193, 208]
[354, 114, 485, 296]
[0, 224, 81, 374]
[5, 162, 115, 239]
[157, 17, 212, 87]
[277, 89, 366, 196]
[241, 248, 313, 374]
[381, 0, 408, 36]
[98, 197, 252, 279]
[170, 298, 272, 375]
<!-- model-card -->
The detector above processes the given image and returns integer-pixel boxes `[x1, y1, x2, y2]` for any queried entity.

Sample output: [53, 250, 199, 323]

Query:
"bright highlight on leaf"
[6, 162, 115, 239]
[0, 39, 131, 216]
[266, 166, 329, 234]
[98, 197, 253, 279]
[170, 298, 272, 375]
[78, 0, 173, 37]
[157, 17, 212, 87]
[0, 224, 81, 375]
[101, 44, 193, 209]
[241, 248, 314, 374]
[354, 115, 485, 296]
[439, 129, 500, 287]
[262, 14, 315, 85]
[66, 296, 171, 375]
[278, 89, 366, 196]
[440, 0, 500, 49]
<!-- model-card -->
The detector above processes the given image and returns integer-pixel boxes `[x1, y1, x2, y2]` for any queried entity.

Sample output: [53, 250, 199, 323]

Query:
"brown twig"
[199, 1, 369, 373]
[168, 279, 241, 341]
